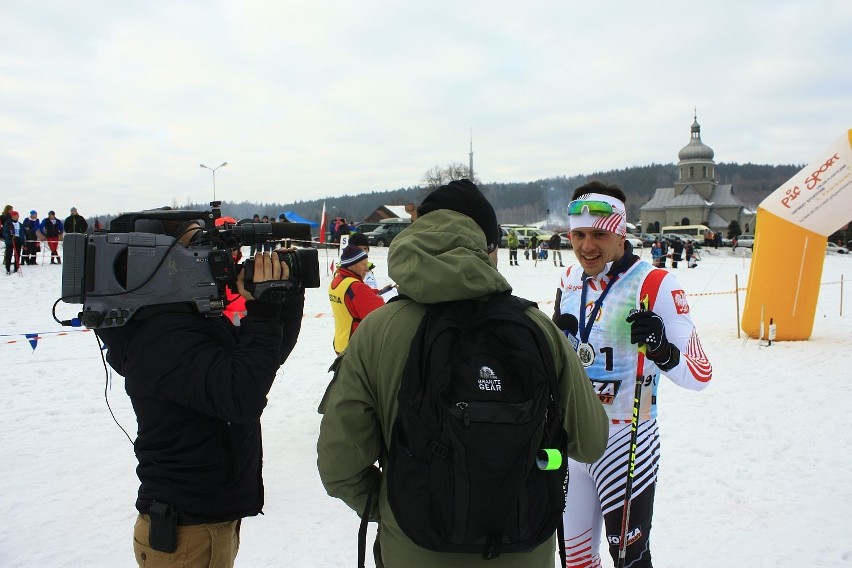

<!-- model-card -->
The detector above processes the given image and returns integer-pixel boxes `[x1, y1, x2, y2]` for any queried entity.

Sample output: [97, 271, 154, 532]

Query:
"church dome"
[678, 118, 715, 161]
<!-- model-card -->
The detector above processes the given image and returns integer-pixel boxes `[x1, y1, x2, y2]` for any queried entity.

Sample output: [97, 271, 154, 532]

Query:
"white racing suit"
[556, 259, 712, 567]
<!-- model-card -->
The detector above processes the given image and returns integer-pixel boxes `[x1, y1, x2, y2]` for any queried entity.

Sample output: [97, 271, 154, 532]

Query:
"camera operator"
[96, 220, 305, 568]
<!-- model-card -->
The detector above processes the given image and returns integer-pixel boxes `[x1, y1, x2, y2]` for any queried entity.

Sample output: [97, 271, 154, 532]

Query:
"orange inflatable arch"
[742, 129, 852, 340]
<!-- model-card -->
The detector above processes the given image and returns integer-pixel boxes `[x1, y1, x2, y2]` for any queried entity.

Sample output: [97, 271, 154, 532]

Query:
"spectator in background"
[39, 210, 64, 264]
[22, 210, 41, 265]
[332, 217, 351, 243]
[64, 207, 88, 234]
[249, 213, 262, 256]
[507, 228, 520, 266]
[527, 234, 540, 262]
[3, 210, 22, 274]
[549, 232, 564, 267]
[328, 245, 384, 355]
[651, 239, 664, 268]
[0, 205, 13, 227]
[685, 240, 696, 268]
[671, 237, 684, 268]
[347, 232, 395, 298]
[261, 215, 273, 252]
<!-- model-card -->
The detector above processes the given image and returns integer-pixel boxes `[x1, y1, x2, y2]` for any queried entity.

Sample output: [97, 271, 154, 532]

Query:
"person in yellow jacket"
[328, 245, 385, 354]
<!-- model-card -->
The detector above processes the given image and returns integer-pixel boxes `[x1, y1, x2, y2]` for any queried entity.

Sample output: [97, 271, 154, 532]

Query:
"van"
[661, 225, 711, 241]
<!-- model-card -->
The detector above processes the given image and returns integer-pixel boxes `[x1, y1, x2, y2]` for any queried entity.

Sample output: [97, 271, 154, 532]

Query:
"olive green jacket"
[317, 209, 608, 567]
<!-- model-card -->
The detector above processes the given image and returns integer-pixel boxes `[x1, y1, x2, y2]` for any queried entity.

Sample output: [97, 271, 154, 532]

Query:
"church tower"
[674, 113, 717, 201]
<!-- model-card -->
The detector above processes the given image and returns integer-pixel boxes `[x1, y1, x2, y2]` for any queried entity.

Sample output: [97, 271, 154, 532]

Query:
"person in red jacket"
[328, 245, 385, 354]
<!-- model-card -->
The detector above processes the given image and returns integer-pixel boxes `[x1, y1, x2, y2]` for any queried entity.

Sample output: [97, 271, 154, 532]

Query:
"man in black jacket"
[671, 237, 684, 268]
[64, 207, 88, 234]
[96, 220, 304, 568]
[549, 233, 564, 267]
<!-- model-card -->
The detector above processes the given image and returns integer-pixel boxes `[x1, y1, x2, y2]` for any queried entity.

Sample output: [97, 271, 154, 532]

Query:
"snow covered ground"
[1, 244, 850, 567]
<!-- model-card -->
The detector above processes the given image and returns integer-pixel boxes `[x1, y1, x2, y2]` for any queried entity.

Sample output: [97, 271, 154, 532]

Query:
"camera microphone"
[555, 313, 580, 350]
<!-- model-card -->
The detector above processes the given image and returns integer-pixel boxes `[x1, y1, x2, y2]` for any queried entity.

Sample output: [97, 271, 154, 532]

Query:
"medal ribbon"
[578, 272, 623, 344]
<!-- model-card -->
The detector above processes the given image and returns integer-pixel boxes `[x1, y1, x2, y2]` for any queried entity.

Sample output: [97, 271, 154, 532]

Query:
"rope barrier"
[3, 278, 843, 344]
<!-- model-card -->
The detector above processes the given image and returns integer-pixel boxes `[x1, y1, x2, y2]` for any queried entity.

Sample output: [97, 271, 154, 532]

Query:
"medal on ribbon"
[577, 342, 595, 367]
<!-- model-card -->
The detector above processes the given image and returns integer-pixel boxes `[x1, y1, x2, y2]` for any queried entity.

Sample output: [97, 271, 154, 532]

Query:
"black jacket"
[64, 214, 88, 234]
[97, 293, 304, 521]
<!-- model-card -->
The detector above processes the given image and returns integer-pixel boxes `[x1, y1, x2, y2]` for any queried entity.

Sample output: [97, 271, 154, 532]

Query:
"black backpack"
[386, 292, 568, 560]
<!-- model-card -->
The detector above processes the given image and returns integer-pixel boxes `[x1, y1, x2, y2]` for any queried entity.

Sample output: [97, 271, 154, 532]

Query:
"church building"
[640, 116, 754, 234]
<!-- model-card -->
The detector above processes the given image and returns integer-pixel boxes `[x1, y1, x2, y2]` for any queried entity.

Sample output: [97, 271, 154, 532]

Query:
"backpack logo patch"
[478, 366, 501, 391]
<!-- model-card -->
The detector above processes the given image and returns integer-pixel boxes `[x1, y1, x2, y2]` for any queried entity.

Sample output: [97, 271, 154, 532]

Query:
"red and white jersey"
[557, 259, 712, 420]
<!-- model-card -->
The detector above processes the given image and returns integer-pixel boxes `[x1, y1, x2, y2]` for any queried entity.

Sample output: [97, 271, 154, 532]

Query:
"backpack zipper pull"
[456, 402, 470, 426]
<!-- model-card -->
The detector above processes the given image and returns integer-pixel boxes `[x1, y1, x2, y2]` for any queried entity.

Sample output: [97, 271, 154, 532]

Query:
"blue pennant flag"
[25, 333, 40, 352]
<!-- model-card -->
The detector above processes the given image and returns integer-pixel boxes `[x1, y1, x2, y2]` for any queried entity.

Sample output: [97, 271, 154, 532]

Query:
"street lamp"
[199, 161, 228, 200]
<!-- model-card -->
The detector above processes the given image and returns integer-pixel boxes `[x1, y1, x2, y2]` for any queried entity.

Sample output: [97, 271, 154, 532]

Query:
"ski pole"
[616, 297, 649, 568]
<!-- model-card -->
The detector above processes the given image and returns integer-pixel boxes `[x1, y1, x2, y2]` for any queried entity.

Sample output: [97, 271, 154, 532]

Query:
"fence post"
[735, 274, 741, 339]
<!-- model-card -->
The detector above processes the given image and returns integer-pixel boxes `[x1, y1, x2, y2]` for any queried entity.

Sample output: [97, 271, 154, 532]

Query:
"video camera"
[60, 202, 320, 329]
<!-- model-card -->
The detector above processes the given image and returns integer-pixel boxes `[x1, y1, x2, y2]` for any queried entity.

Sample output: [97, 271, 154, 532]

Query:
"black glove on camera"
[626, 309, 680, 371]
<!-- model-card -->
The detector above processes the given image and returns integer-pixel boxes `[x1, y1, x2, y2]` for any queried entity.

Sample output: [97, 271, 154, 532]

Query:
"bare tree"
[421, 162, 479, 190]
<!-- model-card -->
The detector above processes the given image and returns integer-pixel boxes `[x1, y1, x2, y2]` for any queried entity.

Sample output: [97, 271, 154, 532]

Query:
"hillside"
[96, 163, 802, 228]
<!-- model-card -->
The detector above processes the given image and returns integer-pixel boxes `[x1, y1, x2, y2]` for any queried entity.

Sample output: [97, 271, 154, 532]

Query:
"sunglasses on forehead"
[567, 199, 615, 216]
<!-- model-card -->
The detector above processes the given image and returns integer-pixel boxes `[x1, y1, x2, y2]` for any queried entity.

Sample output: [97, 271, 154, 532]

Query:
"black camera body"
[61, 204, 320, 329]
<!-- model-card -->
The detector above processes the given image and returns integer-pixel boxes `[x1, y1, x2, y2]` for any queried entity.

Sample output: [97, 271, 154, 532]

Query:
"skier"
[553, 181, 712, 567]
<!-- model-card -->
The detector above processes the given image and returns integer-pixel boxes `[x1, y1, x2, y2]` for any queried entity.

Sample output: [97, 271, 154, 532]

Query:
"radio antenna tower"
[468, 128, 474, 181]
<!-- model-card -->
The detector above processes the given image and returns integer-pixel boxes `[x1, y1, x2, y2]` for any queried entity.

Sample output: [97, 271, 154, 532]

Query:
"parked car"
[826, 242, 848, 254]
[353, 222, 381, 234]
[363, 220, 411, 247]
[634, 233, 657, 246]
[734, 234, 755, 249]
[626, 236, 643, 249]
[513, 227, 555, 247]
[499, 224, 525, 248]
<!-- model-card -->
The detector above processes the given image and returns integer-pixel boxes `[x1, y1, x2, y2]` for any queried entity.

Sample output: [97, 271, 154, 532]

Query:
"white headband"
[568, 192, 627, 237]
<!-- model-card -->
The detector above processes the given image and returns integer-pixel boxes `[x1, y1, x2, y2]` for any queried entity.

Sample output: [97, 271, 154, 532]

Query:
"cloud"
[1, 0, 849, 217]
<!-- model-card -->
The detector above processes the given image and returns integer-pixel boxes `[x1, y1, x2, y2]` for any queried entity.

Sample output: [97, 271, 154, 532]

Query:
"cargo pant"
[133, 514, 240, 568]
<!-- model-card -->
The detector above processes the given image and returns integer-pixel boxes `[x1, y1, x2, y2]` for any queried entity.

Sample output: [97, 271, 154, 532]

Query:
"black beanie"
[348, 232, 369, 247]
[417, 179, 499, 252]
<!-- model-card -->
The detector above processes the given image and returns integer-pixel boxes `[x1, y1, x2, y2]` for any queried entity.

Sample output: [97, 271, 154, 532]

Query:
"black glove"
[626, 309, 680, 371]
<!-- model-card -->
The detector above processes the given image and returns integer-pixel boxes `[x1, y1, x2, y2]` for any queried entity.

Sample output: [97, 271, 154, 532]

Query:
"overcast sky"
[2, 0, 849, 219]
